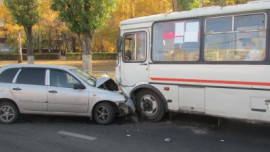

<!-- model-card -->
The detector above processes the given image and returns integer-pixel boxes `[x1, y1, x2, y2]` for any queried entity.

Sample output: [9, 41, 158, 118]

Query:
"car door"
[10, 68, 47, 111]
[47, 69, 89, 114]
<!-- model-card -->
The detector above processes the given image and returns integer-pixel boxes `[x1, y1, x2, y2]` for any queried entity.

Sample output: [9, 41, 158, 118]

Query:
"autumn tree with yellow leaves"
[36, 0, 67, 52]
[93, 0, 172, 53]
[4, 0, 40, 64]
[51, 0, 118, 73]
[0, 1, 24, 62]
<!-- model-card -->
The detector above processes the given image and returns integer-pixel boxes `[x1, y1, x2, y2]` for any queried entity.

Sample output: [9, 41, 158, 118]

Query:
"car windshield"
[70, 68, 96, 86]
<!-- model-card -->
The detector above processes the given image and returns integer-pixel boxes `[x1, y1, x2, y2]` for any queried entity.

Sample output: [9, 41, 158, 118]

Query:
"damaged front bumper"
[95, 75, 136, 116]
[118, 97, 136, 116]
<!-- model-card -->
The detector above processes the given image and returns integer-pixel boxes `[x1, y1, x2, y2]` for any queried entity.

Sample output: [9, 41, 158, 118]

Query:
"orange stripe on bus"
[150, 77, 270, 86]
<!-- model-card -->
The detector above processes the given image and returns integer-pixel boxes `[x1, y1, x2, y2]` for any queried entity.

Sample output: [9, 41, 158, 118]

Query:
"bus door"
[121, 31, 148, 86]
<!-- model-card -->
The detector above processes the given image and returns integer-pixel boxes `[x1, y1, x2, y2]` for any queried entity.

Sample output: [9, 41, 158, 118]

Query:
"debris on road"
[164, 138, 173, 142]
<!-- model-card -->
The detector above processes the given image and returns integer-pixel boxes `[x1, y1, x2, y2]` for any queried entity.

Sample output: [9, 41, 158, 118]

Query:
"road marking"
[57, 131, 97, 141]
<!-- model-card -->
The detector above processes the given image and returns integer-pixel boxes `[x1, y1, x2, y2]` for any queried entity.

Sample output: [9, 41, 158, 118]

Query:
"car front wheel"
[0, 102, 19, 124]
[93, 102, 115, 125]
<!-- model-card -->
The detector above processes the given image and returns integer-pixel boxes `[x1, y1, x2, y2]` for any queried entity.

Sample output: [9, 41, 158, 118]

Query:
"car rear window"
[0, 68, 19, 83]
[16, 69, 46, 85]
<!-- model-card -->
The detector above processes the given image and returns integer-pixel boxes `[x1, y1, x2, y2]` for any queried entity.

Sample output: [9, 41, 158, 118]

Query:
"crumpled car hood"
[95, 75, 119, 91]
[95, 75, 136, 112]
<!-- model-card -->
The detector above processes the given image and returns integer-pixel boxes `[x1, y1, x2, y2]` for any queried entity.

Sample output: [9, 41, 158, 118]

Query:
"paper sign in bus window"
[185, 21, 199, 42]
[175, 22, 185, 36]
[186, 22, 199, 32]
[184, 31, 198, 42]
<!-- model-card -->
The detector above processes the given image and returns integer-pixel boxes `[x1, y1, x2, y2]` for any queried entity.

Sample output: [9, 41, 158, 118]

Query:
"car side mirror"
[73, 83, 86, 89]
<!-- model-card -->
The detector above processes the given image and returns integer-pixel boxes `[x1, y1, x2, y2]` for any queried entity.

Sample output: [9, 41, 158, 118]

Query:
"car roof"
[0, 64, 77, 71]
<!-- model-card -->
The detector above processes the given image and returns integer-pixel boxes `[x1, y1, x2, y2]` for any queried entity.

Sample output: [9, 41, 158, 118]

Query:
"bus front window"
[123, 32, 146, 62]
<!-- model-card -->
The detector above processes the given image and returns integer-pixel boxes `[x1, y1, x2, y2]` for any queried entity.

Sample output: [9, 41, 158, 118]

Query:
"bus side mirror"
[116, 36, 123, 52]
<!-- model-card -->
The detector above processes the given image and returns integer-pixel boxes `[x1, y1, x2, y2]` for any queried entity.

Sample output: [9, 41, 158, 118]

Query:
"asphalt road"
[0, 114, 269, 152]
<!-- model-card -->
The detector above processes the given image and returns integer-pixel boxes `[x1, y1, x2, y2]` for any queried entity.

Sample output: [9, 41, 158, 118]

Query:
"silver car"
[0, 64, 131, 125]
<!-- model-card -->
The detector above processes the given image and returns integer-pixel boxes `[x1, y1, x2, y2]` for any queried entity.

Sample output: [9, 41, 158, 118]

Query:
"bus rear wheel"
[136, 90, 165, 122]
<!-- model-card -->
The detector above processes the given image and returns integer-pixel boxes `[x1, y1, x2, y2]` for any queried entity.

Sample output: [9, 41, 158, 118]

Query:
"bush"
[66, 52, 117, 60]
[0, 54, 26, 60]
[0, 53, 60, 60]
[34, 53, 60, 59]
[66, 52, 82, 60]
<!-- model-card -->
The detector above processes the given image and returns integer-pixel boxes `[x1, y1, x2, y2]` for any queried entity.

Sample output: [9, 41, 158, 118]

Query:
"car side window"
[16, 69, 46, 85]
[0, 68, 19, 83]
[50, 70, 80, 88]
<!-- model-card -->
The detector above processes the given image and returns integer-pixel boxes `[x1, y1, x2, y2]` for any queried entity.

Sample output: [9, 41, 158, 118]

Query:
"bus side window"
[152, 20, 200, 62]
[204, 13, 266, 61]
[123, 32, 146, 62]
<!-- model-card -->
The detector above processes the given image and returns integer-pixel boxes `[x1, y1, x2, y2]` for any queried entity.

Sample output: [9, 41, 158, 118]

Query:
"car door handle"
[12, 87, 21, 91]
[48, 90, 58, 93]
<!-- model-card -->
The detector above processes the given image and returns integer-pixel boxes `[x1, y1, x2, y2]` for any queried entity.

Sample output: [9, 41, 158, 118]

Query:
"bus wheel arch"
[131, 85, 167, 122]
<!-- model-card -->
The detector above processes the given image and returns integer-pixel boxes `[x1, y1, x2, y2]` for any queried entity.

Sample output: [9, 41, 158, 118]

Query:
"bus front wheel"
[136, 90, 165, 122]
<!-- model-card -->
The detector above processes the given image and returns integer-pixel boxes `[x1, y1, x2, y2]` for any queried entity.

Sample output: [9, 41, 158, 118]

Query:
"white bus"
[115, 0, 270, 123]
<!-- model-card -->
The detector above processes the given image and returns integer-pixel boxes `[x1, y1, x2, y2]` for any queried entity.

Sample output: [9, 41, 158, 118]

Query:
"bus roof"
[120, 0, 270, 26]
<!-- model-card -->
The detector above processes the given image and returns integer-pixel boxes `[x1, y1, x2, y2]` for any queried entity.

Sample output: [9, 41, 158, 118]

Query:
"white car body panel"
[0, 64, 130, 121]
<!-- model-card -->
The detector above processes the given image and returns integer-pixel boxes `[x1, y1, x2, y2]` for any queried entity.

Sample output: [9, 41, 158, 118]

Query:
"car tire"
[93, 102, 115, 125]
[0, 102, 19, 124]
[136, 90, 165, 122]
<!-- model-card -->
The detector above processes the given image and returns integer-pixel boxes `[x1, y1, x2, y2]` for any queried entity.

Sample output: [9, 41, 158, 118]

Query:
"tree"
[38, 0, 66, 52]
[51, 0, 118, 74]
[201, 0, 256, 6]
[93, 0, 172, 52]
[4, 0, 40, 64]
[0, 2, 24, 63]
[171, 0, 199, 11]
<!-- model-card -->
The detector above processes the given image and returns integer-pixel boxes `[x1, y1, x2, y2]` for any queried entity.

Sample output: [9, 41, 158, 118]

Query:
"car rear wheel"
[0, 102, 19, 124]
[94, 102, 115, 125]
[136, 90, 165, 122]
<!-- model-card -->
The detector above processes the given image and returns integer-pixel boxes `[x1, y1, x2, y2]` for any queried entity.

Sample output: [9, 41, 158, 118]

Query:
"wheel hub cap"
[143, 99, 153, 111]
[0, 106, 15, 121]
[97, 106, 108, 120]
[140, 95, 158, 117]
